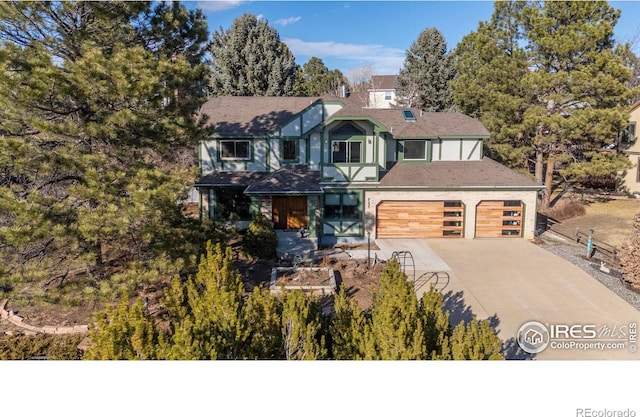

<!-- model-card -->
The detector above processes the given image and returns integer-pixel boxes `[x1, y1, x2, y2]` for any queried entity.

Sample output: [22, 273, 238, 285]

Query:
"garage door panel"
[376, 201, 463, 238]
[475, 201, 523, 238]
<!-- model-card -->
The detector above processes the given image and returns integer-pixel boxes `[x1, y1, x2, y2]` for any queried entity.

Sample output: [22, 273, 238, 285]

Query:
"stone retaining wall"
[0, 299, 89, 335]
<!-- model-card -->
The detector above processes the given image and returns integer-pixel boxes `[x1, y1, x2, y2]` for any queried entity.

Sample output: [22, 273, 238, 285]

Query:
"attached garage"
[376, 201, 464, 238]
[475, 200, 524, 238]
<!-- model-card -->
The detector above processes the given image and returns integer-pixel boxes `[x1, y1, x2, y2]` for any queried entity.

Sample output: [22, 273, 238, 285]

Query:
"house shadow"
[442, 289, 536, 360]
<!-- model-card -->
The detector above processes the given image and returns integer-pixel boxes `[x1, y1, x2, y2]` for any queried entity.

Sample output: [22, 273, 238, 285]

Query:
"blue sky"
[188, 1, 640, 78]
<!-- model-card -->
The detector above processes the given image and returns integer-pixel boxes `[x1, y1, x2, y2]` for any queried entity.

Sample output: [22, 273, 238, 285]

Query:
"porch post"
[308, 195, 318, 238]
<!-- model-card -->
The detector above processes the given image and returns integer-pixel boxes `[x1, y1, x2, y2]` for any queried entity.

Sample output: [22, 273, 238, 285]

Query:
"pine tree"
[329, 285, 367, 359]
[165, 242, 249, 359]
[449, 318, 503, 360]
[363, 259, 426, 360]
[0, 1, 212, 293]
[451, 1, 533, 169]
[208, 13, 296, 96]
[243, 213, 278, 260]
[395, 27, 456, 111]
[281, 290, 326, 360]
[84, 292, 163, 360]
[451, 1, 634, 205]
[295, 57, 348, 97]
[244, 287, 285, 359]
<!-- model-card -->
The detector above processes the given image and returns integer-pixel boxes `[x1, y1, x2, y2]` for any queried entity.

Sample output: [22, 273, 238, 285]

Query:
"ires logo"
[517, 321, 637, 354]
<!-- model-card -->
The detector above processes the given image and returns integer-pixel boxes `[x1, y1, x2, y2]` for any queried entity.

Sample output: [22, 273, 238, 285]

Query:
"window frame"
[282, 139, 298, 162]
[384, 91, 392, 101]
[403, 140, 427, 160]
[331, 140, 363, 164]
[214, 188, 252, 220]
[623, 122, 637, 144]
[219, 140, 251, 160]
[324, 192, 361, 220]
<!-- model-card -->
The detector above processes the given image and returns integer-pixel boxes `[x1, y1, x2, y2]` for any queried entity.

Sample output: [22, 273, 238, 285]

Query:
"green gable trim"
[324, 115, 388, 133]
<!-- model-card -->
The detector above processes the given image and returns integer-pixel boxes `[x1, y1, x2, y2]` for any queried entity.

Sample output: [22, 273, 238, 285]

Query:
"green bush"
[242, 214, 278, 259]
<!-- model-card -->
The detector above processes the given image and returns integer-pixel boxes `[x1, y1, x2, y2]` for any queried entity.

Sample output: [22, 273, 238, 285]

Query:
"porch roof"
[195, 171, 268, 187]
[244, 165, 323, 195]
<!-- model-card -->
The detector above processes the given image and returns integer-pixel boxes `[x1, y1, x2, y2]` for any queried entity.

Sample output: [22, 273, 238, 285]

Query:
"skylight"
[402, 110, 416, 121]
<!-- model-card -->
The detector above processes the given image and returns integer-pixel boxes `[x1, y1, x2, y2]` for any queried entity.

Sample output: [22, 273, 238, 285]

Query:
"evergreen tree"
[449, 318, 503, 360]
[395, 27, 456, 111]
[208, 13, 296, 96]
[451, 1, 634, 205]
[164, 242, 249, 359]
[244, 286, 285, 359]
[295, 57, 348, 97]
[451, 1, 533, 170]
[363, 259, 426, 360]
[281, 290, 326, 360]
[84, 292, 163, 360]
[242, 213, 278, 260]
[329, 285, 367, 359]
[0, 1, 212, 293]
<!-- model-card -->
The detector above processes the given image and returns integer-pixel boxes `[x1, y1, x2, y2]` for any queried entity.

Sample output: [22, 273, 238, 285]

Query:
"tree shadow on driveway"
[442, 289, 536, 360]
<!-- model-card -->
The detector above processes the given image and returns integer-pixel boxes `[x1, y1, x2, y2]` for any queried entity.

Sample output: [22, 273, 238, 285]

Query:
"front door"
[272, 196, 308, 229]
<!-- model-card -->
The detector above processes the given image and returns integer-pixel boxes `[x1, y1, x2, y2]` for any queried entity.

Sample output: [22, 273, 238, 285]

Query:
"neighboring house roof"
[199, 96, 321, 136]
[369, 75, 397, 91]
[378, 158, 541, 189]
[244, 165, 323, 195]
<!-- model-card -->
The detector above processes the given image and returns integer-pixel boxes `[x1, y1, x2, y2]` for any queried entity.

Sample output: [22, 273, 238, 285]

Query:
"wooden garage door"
[376, 201, 464, 238]
[475, 201, 523, 238]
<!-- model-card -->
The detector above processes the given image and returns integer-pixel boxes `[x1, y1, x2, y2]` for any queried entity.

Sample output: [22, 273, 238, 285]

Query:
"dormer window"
[384, 91, 393, 101]
[402, 110, 416, 121]
[404, 140, 427, 160]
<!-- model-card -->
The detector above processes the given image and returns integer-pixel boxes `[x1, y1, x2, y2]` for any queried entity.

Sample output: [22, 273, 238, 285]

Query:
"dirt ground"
[232, 243, 383, 311]
[550, 196, 640, 248]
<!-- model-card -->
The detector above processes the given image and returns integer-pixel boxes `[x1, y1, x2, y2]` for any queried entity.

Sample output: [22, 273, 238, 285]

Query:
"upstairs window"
[384, 91, 393, 101]
[332, 141, 362, 163]
[283, 139, 297, 161]
[403, 140, 427, 160]
[220, 140, 250, 160]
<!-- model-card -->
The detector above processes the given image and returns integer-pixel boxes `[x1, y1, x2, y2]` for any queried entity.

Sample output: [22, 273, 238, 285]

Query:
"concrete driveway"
[375, 238, 640, 359]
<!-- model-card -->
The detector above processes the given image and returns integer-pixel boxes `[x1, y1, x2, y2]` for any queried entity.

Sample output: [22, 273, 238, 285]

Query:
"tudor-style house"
[195, 96, 542, 246]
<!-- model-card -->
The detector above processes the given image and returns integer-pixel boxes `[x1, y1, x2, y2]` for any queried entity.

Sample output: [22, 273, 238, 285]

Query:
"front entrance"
[272, 196, 308, 229]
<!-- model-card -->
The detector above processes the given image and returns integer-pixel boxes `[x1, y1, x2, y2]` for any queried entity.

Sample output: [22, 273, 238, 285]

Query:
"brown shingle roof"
[370, 75, 397, 90]
[244, 165, 322, 195]
[199, 96, 489, 139]
[195, 171, 268, 187]
[378, 158, 541, 188]
[199, 96, 321, 136]
[328, 103, 490, 138]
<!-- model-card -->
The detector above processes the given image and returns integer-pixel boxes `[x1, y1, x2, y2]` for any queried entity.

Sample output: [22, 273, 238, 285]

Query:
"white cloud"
[275, 16, 301, 26]
[284, 38, 405, 75]
[195, 1, 245, 12]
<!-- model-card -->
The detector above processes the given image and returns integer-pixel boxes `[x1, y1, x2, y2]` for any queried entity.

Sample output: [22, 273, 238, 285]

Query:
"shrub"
[242, 214, 278, 259]
[543, 198, 586, 221]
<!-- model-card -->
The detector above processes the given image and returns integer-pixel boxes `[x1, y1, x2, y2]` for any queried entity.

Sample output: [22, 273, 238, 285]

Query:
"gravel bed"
[538, 240, 640, 311]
